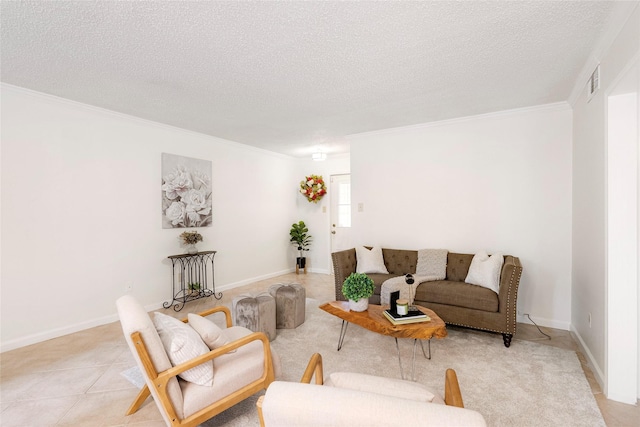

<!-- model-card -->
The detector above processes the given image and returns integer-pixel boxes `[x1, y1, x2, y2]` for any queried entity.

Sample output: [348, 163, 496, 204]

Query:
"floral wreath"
[299, 174, 327, 203]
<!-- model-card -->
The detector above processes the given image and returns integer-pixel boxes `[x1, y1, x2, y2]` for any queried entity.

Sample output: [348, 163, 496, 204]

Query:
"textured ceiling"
[0, 1, 633, 157]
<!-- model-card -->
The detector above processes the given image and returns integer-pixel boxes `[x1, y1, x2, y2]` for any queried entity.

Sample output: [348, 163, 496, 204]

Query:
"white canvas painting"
[161, 153, 212, 229]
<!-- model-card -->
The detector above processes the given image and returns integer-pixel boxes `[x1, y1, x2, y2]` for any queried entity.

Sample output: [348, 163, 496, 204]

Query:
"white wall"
[293, 155, 351, 274]
[0, 85, 298, 351]
[571, 3, 639, 400]
[348, 104, 573, 329]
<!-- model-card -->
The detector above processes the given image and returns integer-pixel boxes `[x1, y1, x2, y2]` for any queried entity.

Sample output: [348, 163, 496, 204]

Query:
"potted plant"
[188, 282, 201, 296]
[342, 272, 375, 312]
[289, 220, 312, 273]
[180, 230, 202, 254]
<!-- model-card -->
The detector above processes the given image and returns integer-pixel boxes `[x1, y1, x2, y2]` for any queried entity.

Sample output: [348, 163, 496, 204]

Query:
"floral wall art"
[161, 153, 212, 228]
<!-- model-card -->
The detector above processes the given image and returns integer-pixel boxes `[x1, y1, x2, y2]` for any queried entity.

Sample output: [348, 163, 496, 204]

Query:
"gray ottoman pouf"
[268, 283, 306, 329]
[232, 293, 276, 341]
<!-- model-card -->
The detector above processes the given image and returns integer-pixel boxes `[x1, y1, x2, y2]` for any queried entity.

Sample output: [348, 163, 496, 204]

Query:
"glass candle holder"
[396, 299, 409, 316]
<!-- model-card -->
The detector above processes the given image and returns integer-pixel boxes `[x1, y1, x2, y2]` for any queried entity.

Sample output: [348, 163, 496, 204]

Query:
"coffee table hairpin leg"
[335, 319, 432, 381]
[395, 338, 432, 381]
[337, 320, 349, 351]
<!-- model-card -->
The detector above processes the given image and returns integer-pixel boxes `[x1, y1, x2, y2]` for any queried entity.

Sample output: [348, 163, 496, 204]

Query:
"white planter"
[348, 298, 369, 312]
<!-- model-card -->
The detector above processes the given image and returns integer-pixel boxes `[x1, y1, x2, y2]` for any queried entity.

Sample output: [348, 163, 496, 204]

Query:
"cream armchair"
[257, 353, 486, 427]
[116, 295, 277, 427]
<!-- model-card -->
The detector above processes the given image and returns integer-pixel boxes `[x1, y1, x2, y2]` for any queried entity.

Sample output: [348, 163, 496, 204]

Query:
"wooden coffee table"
[319, 301, 447, 380]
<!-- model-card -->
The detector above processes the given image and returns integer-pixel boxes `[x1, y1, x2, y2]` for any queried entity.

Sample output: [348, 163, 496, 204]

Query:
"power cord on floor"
[525, 313, 552, 340]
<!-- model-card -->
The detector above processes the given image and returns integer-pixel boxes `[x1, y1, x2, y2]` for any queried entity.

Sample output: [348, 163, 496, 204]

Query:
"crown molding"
[346, 102, 570, 140]
[0, 83, 294, 160]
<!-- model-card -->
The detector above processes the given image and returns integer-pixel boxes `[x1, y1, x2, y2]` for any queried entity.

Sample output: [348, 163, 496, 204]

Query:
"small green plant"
[342, 273, 375, 301]
[188, 282, 201, 291]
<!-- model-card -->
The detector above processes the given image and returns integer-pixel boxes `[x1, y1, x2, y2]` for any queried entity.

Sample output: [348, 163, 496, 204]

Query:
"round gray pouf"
[268, 283, 306, 329]
[232, 293, 277, 341]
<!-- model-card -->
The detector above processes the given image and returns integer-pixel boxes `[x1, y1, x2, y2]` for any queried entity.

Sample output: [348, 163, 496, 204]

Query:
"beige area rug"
[157, 299, 603, 427]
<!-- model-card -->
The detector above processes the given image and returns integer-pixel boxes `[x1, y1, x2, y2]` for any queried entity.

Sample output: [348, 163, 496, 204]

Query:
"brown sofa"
[331, 248, 523, 347]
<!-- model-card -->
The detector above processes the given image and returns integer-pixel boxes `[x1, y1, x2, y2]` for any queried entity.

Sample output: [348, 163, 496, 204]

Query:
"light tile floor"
[1, 272, 638, 426]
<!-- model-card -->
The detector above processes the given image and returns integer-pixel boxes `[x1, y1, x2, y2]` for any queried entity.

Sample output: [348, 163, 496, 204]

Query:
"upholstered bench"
[268, 283, 306, 329]
[232, 293, 277, 341]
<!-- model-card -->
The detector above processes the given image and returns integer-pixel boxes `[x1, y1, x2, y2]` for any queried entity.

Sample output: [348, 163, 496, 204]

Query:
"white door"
[330, 174, 352, 270]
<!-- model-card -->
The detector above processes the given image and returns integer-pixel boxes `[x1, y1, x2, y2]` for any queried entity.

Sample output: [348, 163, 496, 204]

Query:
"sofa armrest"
[331, 248, 357, 301]
[497, 256, 523, 334]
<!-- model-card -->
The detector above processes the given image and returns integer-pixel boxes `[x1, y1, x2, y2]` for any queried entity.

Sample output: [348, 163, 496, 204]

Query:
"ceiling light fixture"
[311, 151, 327, 161]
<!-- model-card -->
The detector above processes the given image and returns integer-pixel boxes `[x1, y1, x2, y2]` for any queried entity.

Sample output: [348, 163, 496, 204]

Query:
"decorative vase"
[186, 244, 198, 254]
[348, 297, 369, 312]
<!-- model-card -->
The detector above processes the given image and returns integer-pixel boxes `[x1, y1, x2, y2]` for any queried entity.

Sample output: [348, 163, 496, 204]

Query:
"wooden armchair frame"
[257, 352, 463, 426]
[126, 305, 275, 427]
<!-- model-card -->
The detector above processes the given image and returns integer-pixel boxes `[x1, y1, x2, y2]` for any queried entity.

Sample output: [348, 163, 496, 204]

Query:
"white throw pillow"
[465, 251, 504, 294]
[187, 313, 231, 350]
[153, 312, 214, 386]
[356, 246, 389, 274]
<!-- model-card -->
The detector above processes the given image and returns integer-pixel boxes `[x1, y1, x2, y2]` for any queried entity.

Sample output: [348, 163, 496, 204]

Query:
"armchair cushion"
[224, 326, 282, 379]
[153, 312, 214, 386]
[324, 372, 442, 404]
[181, 326, 268, 417]
[187, 313, 231, 350]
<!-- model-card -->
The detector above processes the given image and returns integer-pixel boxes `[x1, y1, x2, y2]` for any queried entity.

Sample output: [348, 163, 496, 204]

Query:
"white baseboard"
[570, 324, 606, 394]
[308, 267, 331, 275]
[215, 268, 296, 292]
[1, 268, 331, 352]
[0, 313, 120, 353]
[517, 313, 570, 330]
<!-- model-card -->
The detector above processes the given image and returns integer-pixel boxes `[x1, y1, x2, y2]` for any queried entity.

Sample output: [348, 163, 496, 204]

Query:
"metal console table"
[164, 250, 222, 311]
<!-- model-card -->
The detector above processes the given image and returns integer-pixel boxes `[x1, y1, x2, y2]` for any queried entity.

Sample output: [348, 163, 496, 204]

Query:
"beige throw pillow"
[187, 313, 231, 350]
[153, 312, 214, 386]
[356, 246, 389, 274]
[465, 251, 504, 294]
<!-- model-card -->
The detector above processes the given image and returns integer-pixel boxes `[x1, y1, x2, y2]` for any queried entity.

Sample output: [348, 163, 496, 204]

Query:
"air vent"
[587, 64, 600, 102]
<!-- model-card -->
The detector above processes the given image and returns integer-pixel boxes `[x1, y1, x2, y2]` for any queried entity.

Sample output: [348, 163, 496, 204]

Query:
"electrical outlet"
[358, 203, 364, 212]
[588, 313, 591, 328]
